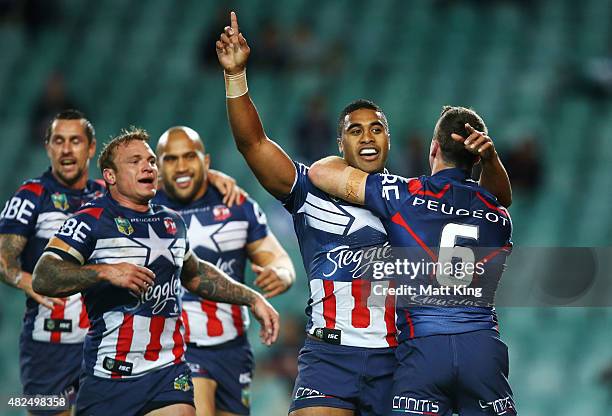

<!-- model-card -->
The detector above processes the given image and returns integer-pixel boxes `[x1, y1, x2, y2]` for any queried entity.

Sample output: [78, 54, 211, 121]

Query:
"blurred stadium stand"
[0, 0, 611, 414]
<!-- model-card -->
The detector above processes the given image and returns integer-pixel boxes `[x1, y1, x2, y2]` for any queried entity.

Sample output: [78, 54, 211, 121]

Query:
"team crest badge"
[213, 205, 231, 221]
[51, 193, 69, 211]
[164, 217, 177, 235]
[241, 386, 251, 408]
[173, 373, 192, 392]
[114, 217, 134, 236]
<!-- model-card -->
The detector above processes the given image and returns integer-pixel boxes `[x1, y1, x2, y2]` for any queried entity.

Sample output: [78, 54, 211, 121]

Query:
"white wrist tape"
[224, 70, 248, 98]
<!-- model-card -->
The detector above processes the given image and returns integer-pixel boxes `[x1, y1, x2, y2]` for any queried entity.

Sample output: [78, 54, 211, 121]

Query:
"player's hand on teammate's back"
[92, 262, 156, 294]
[451, 123, 497, 161]
[252, 264, 292, 298]
[249, 294, 280, 346]
[18, 272, 63, 309]
[216, 11, 250, 74]
[207, 169, 248, 207]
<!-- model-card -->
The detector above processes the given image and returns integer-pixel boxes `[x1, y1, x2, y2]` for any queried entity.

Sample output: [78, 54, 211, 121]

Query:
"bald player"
[153, 126, 295, 416]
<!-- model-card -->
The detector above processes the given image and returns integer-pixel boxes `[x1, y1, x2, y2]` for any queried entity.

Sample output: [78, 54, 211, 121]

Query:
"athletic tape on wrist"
[224, 70, 248, 98]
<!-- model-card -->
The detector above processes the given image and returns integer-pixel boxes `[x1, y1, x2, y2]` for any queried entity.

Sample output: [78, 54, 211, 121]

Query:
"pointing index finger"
[230, 11, 239, 34]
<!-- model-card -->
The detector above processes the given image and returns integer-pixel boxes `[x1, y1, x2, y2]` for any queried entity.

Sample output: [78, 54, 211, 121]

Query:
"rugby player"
[32, 128, 279, 416]
[155, 126, 295, 416]
[216, 12, 511, 415]
[308, 106, 516, 415]
[0, 110, 103, 416]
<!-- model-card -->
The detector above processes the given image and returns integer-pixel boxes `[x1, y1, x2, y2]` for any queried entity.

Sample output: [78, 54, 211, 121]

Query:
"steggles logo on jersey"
[297, 193, 386, 236]
[164, 217, 177, 235]
[213, 205, 231, 221]
[51, 192, 69, 211]
[128, 275, 182, 315]
[323, 242, 392, 279]
[114, 217, 134, 236]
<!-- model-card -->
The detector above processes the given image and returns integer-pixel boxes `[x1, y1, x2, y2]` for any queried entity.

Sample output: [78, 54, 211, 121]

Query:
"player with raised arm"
[216, 12, 513, 416]
[32, 128, 279, 416]
[154, 126, 295, 416]
[0, 110, 104, 416]
[308, 106, 516, 415]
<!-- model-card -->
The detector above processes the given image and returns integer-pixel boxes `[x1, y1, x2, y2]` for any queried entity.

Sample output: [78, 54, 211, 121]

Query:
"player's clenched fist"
[92, 262, 156, 294]
[216, 11, 250, 74]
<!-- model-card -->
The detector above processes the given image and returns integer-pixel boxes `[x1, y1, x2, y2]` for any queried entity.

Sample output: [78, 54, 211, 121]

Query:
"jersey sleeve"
[0, 181, 44, 237]
[244, 197, 270, 243]
[277, 161, 308, 214]
[363, 173, 412, 219]
[46, 206, 102, 265]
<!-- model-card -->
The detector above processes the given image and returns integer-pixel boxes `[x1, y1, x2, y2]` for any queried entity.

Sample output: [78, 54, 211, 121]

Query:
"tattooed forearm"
[32, 253, 100, 297]
[0, 234, 28, 288]
[182, 256, 256, 305]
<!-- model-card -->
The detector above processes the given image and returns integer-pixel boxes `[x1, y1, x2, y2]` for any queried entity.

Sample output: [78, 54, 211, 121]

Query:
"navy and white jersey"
[154, 188, 269, 346]
[46, 194, 191, 379]
[0, 169, 105, 344]
[281, 162, 397, 348]
[363, 168, 512, 342]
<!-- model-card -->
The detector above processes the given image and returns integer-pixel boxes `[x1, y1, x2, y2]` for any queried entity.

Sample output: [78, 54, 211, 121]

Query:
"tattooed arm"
[32, 253, 100, 297]
[32, 237, 156, 298]
[181, 253, 280, 345]
[0, 234, 62, 308]
[180, 253, 258, 305]
[0, 234, 27, 288]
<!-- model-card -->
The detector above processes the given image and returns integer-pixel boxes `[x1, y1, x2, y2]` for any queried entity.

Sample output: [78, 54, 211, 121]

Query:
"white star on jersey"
[187, 216, 223, 252]
[343, 205, 386, 235]
[134, 224, 176, 265]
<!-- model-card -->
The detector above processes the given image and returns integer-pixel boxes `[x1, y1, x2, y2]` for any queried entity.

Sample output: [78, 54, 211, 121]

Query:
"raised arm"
[216, 11, 296, 199]
[180, 253, 279, 345]
[33, 237, 155, 298]
[246, 231, 295, 298]
[308, 156, 368, 205]
[451, 124, 512, 207]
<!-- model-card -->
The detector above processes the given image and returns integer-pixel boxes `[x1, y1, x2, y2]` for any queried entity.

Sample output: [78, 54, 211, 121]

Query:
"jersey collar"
[431, 167, 471, 182]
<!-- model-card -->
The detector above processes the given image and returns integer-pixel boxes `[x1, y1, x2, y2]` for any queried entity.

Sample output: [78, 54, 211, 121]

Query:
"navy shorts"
[390, 329, 516, 416]
[75, 363, 194, 416]
[185, 335, 254, 415]
[289, 337, 396, 416]
[20, 337, 83, 415]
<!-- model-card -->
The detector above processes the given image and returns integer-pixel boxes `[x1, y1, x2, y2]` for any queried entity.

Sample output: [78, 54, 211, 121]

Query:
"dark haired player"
[32, 128, 279, 416]
[0, 109, 104, 415]
[154, 126, 295, 416]
[308, 106, 516, 415]
[216, 12, 512, 416]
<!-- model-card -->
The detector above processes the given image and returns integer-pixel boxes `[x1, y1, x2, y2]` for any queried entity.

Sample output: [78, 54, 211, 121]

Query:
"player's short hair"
[98, 127, 150, 173]
[44, 109, 95, 143]
[337, 99, 389, 138]
[433, 106, 487, 170]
